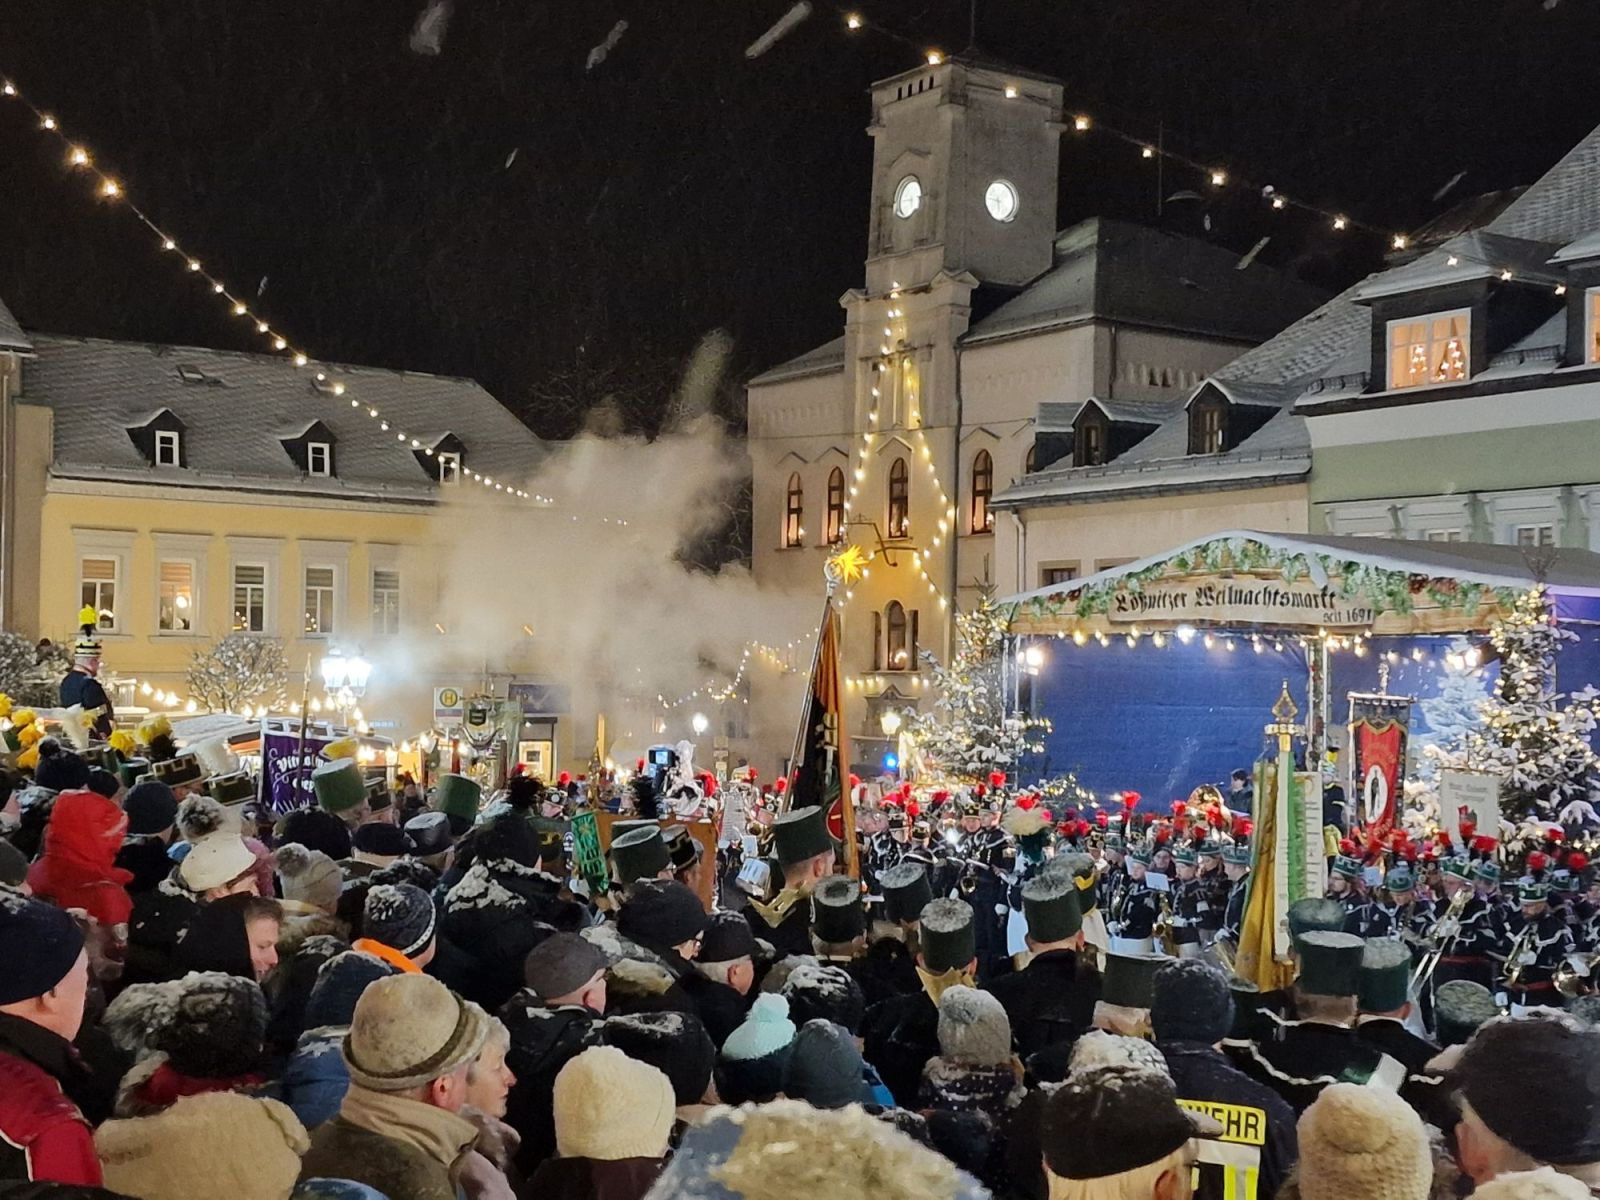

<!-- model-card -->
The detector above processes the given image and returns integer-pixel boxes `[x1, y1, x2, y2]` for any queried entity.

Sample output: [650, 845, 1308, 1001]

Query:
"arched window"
[970, 450, 994, 533]
[1025, 442, 1037, 474]
[825, 467, 846, 544]
[887, 457, 910, 538]
[885, 601, 910, 670]
[783, 473, 804, 547]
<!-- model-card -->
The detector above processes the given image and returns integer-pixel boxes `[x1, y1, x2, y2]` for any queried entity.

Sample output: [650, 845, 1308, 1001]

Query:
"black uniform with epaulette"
[744, 805, 834, 959]
[1197, 847, 1228, 943]
[958, 819, 1015, 979]
[1503, 882, 1575, 1009]
[1355, 938, 1448, 1127]
[1218, 841, 1252, 944]
[1431, 861, 1501, 990]
[984, 871, 1099, 1059]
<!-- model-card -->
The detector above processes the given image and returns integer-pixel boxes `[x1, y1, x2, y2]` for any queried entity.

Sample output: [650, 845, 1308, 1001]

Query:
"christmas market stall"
[1000, 531, 1600, 848]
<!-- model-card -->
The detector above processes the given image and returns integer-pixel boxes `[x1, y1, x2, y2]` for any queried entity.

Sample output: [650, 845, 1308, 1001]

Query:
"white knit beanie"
[178, 833, 257, 893]
[1472, 1168, 1594, 1200]
[936, 985, 1012, 1066]
[553, 1046, 676, 1161]
[1298, 1083, 1431, 1200]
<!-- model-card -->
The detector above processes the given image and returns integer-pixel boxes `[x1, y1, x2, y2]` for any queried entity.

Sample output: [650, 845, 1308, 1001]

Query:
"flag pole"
[784, 566, 841, 813]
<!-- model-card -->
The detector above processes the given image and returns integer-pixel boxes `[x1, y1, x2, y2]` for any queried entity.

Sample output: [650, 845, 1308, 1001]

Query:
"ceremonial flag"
[1234, 755, 1297, 992]
[788, 600, 856, 876]
[1349, 695, 1411, 833]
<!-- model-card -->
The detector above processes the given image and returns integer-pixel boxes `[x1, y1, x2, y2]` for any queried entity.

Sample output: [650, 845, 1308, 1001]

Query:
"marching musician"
[1098, 834, 1128, 914]
[1196, 840, 1228, 947]
[1501, 878, 1574, 1013]
[1430, 858, 1501, 991]
[1169, 845, 1207, 958]
[1361, 864, 1432, 943]
[1108, 842, 1160, 954]
[1219, 840, 1252, 945]
[1325, 852, 1367, 932]
[956, 792, 1016, 979]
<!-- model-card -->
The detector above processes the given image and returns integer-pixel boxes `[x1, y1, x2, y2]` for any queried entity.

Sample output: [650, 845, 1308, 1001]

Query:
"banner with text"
[1109, 575, 1377, 628]
[262, 720, 340, 814]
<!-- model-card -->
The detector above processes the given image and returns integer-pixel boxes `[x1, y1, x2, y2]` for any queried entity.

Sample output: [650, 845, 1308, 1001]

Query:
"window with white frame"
[307, 442, 333, 477]
[1515, 524, 1556, 548]
[232, 564, 267, 632]
[154, 429, 182, 467]
[158, 561, 195, 632]
[303, 566, 336, 635]
[1388, 311, 1470, 389]
[1040, 564, 1080, 587]
[79, 558, 118, 631]
[1422, 529, 1464, 542]
[437, 451, 462, 485]
[372, 569, 401, 635]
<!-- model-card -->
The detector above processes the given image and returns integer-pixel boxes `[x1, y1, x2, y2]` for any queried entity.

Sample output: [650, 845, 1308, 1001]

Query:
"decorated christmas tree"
[1403, 638, 1491, 842]
[1435, 585, 1600, 849]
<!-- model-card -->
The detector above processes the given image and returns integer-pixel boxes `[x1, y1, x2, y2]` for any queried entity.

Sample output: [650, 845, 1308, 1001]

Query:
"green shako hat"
[1519, 879, 1550, 903]
[1296, 930, 1364, 997]
[1101, 951, 1171, 1009]
[811, 874, 865, 944]
[1330, 854, 1363, 879]
[312, 757, 366, 813]
[1287, 897, 1348, 945]
[1171, 845, 1198, 867]
[1474, 860, 1500, 885]
[1384, 866, 1415, 893]
[918, 898, 975, 972]
[433, 772, 482, 822]
[1357, 938, 1412, 1013]
[1222, 840, 1251, 867]
[1434, 979, 1499, 1047]
[1021, 873, 1083, 943]
[772, 805, 833, 868]
[80, 745, 119, 773]
[880, 862, 933, 925]
[611, 824, 669, 885]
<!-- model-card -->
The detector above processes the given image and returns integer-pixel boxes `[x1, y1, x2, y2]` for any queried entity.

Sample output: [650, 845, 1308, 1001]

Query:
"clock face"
[985, 179, 1019, 223]
[893, 175, 923, 220]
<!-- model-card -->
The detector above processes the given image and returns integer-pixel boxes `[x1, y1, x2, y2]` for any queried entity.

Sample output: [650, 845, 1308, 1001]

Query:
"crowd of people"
[2, 729, 1600, 1200]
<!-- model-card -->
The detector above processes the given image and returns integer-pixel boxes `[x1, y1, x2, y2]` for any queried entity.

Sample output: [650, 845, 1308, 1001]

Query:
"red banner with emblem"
[1348, 694, 1411, 834]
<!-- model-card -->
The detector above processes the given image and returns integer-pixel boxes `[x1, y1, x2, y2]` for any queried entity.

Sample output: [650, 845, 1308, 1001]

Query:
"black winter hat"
[617, 879, 708, 953]
[782, 962, 866, 1034]
[86, 769, 120, 800]
[0, 892, 84, 1004]
[1043, 1065, 1221, 1179]
[123, 780, 179, 836]
[278, 807, 353, 861]
[155, 971, 268, 1078]
[363, 883, 437, 957]
[1450, 1013, 1600, 1164]
[810, 874, 865, 944]
[597, 1010, 716, 1106]
[698, 910, 757, 964]
[918, 898, 976, 972]
[784, 1018, 870, 1109]
[404, 811, 453, 857]
[352, 822, 411, 858]
[1151, 959, 1234, 1044]
[33, 741, 89, 793]
[303, 950, 401, 1030]
[473, 813, 542, 868]
[368, 858, 440, 893]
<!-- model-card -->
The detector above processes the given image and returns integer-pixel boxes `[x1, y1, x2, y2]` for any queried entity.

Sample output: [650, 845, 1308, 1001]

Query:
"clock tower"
[864, 56, 1065, 295]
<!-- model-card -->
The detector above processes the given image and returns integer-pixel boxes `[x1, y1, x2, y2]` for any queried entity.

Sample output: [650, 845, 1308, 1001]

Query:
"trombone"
[1502, 921, 1540, 993]
[1410, 887, 1471, 995]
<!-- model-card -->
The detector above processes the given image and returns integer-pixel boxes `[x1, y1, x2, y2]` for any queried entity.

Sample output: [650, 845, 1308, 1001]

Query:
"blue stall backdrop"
[1003, 532, 1600, 805]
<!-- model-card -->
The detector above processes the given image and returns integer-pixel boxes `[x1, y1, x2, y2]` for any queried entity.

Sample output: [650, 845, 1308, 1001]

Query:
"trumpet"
[1410, 887, 1471, 995]
[1556, 951, 1600, 998]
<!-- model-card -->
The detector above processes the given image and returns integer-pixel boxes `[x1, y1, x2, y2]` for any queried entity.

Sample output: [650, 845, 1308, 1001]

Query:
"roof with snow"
[0, 295, 31, 354]
[21, 334, 545, 503]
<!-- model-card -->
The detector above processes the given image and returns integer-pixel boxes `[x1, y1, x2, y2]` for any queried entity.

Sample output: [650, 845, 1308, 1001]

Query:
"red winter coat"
[0, 1016, 104, 1187]
[27, 788, 134, 928]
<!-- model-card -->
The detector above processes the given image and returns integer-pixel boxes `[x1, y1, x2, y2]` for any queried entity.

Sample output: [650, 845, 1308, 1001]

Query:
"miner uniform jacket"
[983, 948, 1101, 1061]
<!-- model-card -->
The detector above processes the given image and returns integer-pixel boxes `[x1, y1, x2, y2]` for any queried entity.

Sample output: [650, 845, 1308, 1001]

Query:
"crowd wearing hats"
[6, 737, 1600, 1200]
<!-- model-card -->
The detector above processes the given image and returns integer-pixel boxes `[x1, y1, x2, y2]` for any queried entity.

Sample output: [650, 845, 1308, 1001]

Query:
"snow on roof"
[1349, 232, 1565, 302]
[1000, 529, 1600, 609]
[747, 335, 846, 386]
[0, 295, 31, 354]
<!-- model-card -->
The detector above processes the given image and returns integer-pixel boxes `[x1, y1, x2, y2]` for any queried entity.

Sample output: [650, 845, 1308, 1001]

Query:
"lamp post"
[319, 647, 372, 731]
[880, 708, 904, 780]
[691, 711, 710, 737]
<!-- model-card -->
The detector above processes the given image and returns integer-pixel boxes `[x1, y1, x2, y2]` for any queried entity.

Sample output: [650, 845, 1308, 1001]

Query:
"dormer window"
[1076, 417, 1107, 466]
[280, 421, 337, 479]
[1388, 311, 1470, 389]
[154, 430, 181, 466]
[413, 433, 466, 485]
[438, 451, 462, 485]
[307, 442, 332, 477]
[1188, 396, 1228, 455]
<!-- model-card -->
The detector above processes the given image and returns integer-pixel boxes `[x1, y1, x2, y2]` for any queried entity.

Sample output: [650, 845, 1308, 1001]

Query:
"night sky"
[0, 0, 1595, 440]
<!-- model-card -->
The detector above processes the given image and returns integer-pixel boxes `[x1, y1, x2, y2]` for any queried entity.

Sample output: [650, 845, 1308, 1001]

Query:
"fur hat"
[274, 843, 343, 914]
[96, 1092, 308, 1200]
[617, 879, 708, 953]
[1298, 1083, 1431, 1200]
[552, 1047, 676, 1161]
[154, 971, 269, 1078]
[718, 994, 797, 1104]
[1068, 1030, 1168, 1077]
[278, 807, 353, 861]
[936, 985, 1012, 1066]
[597, 1010, 715, 1106]
[362, 883, 436, 958]
[343, 974, 490, 1092]
[1471, 1169, 1594, 1200]
[784, 1019, 870, 1109]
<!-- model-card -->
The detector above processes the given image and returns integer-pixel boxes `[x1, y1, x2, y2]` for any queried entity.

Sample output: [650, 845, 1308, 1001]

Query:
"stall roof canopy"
[1003, 531, 1600, 637]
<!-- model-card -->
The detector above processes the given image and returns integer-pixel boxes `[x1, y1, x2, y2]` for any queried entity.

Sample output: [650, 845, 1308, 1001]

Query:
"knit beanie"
[177, 833, 258, 894]
[1069, 1030, 1169, 1077]
[718, 993, 798, 1103]
[362, 883, 437, 958]
[553, 1047, 676, 1160]
[302, 950, 400, 1030]
[784, 1018, 871, 1109]
[1151, 959, 1235, 1045]
[124, 779, 179, 836]
[781, 962, 866, 1034]
[1451, 1013, 1600, 1164]
[278, 807, 353, 861]
[351, 822, 411, 860]
[617, 879, 709, 954]
[936, 985, 1012, 1066]
[87, 768, 121, 799]
[0, 891, 85, 1004]
[1297, 1083, 1431, 1200]
[1471, 1168, 1595, 1200]
[34, 740, 90, 793]
[343, 973, 490, 1092]
[154, 971, 269, 1078]
[599, 1010, 716, 1106]
[96, 1092, 309, 1200]
[274, 843, 343, 914]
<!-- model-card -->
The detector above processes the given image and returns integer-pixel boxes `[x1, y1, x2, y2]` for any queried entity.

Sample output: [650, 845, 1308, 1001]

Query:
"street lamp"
[691, 712, 710, 736]
[319, 647, 371, 728]
[879, 709, 903, 737]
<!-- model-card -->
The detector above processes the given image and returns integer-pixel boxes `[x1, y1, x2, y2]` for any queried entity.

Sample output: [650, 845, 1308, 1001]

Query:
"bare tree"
[187, 634, 290, 714]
